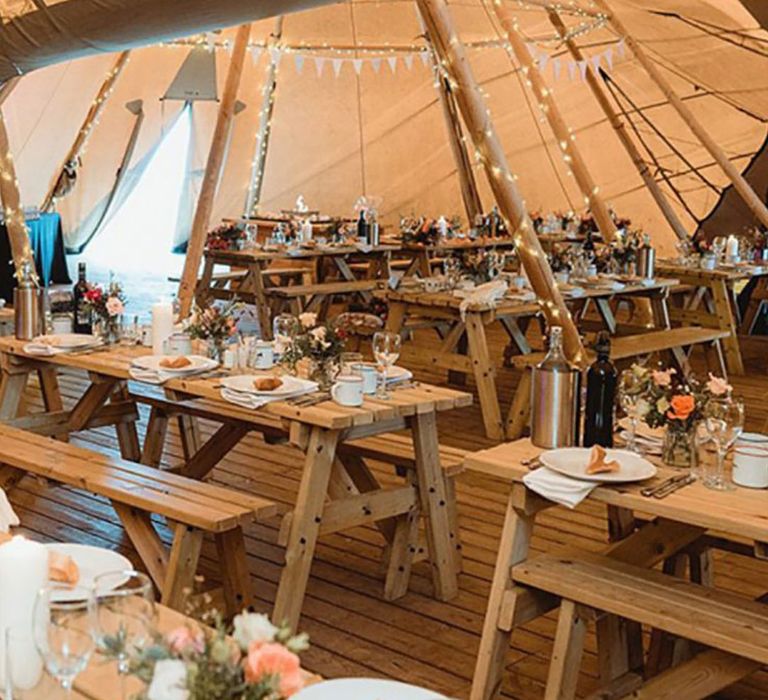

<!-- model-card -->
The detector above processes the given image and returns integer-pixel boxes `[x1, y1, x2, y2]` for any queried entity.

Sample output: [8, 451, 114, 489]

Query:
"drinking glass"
[340, 351, 363, 375]
[702, 397, 744, 491]
[712, 236, 727, 262]
[372, 331, 401, 400]
[93, 571, 155, 698]
[617, 369, 645, 453]
[32, 584, 96, 696]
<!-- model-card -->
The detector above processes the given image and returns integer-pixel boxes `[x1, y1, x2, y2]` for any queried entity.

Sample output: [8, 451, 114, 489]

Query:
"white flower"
[147, 659, 188, 700]
[309, 326, 327, 343]
[299, 312, 317, 329]
[105, 297, 124, 317]
[232, 612, 278, 651]
[635, 398, 651, 418]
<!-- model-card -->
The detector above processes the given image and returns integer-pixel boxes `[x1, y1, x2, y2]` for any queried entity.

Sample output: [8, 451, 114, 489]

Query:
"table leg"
[410, 411, 458, 600]
[740, 276, 768, 334]
[111, 381, 141, 461]
[710, 279, 744, 375]
[545, 600, 589, 700]
[0, 366, 29, 420]
[250, 261, 274, 340]
[383, 469, 421, 601]
[215, 526, 256, 615]
[385, 301, 407, 335]
[465, 312, 504, 441]
[273, 427, 340, 632]
[195, 256, 216, 304]
[165, 389, 201, 461]
[595, 298, 618, 335]
[161, 524, 204, 610]
[141, 408, 169, 467]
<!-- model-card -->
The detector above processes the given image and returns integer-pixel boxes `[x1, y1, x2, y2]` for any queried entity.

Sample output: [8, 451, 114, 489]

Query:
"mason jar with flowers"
[80, 279, 126, 344]
[186, 299, 239, 363]
[629, 364, 732, 468]
[279, 312, 346, 389]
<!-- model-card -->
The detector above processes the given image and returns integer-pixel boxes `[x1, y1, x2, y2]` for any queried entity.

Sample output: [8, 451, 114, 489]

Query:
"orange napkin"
[48, 550, 80, 585]
[585, 445, 620, 475]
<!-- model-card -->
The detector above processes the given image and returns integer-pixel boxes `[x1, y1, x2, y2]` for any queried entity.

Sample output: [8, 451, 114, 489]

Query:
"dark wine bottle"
[356, 209, 369, 242]
[583, 332, 616, 447]
[72, 262, 92, 334]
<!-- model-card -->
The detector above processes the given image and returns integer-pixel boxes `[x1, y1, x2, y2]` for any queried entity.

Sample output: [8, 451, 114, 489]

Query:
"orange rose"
[243, 642, 303, 696]
[667, 394, 695, 421]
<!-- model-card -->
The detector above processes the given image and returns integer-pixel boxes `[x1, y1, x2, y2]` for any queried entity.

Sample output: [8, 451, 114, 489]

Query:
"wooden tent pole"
[40, 50, 130, 213]
[178, 23, 251, 319]
[416, 0, 585, 364]
[244, 17, 283, 216]
[492, 1, 617, 242]
[547, 9, 689, 242]
[594, 0, 768, 229]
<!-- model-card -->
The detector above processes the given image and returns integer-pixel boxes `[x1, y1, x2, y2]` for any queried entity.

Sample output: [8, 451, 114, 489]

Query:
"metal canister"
[530, 326, 581, 448]
[637, 234, 656, 279]
[14, 260, 41, 340]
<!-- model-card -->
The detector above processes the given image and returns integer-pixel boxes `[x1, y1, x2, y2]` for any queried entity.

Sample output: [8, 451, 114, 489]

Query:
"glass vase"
[662, 425, 697, 469]
[206, 338, 226, 364]
[95, 317, 121, 345]
[310, 358, 339, 391]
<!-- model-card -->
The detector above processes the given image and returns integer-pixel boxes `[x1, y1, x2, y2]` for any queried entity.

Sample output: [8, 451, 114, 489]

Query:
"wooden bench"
[0, 423, 276, 616]
[268, 279, 383, 317]
[507, 326, 730, 439]
[513, 551, 768, 699]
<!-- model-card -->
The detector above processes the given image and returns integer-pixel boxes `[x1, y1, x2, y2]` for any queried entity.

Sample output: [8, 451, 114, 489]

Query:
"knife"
[640, 473, 689, 498]
[653, 474, 696, 499]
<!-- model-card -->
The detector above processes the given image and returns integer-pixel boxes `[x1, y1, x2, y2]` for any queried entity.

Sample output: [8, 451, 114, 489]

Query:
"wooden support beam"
[415, 0, 586, 365]
[492, 1, 617, 242]
[178, 23, 251, 319]
[243, 17, 283, 216]
[41, 50, 130, 212]
[595, 0, 768, 230]
[546, 10, 689, 243]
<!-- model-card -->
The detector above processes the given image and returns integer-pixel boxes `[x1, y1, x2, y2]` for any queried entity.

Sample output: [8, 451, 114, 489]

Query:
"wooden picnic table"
[0, 338, 471, 632]
[656, 259, 768, 375]
[385, 278, 679, 441]
[465, 438, 768, 700]
[198, 243, 399, 337]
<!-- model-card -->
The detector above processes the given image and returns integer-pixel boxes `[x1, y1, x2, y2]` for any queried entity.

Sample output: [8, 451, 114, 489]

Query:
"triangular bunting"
[250, 46, 263, 64]
[567, 61, 577, 80]
[371, 57, 382, 73]
[332, 58, 343, 77]
[294, 54, 305, 74]
[590, 54, 601, 72]
[617, 38, 626, 57]
[526, 42, 537, 58]
[387, 56, 398, 73]
[552, 57, 561, 81]
[314, 56, 326, 77]
[419, 51, 429, 66]
[578, 60, 588, 80]
[604, 47, 613, 70]
[538, 52, 549, 73]
[405, 54, 415, 70]
[353, 58, 363, 75]
[269, 47, 282, 67]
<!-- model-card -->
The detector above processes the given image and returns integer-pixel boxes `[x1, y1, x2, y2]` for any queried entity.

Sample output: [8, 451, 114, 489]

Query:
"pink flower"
[651, 369, 675, 388]
[105, 296, 124, 317]
[707, 373, 731, 396]
[166, 626, 204, 655]
[243, 642, 304, 696]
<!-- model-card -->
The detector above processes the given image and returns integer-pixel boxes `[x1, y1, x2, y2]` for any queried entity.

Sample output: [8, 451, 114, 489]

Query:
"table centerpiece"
[80, 277, 126, 344]
[186, 299, 240, 363]
[279, 312, 347, 390]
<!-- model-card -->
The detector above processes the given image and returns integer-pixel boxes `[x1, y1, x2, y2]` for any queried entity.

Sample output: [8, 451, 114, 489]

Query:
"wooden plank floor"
[8, 324, 768, 698]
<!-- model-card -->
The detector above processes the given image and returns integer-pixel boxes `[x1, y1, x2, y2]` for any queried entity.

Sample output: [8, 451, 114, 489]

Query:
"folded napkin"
[0, 488, 19, 532]
[220, 387, 314, 410]
[459, 279, 508, 320]
[355, 242, 374, 253]
[522, 467, 596, 509]
[128, 367, 176, 385]
[23, 342, 63, 356]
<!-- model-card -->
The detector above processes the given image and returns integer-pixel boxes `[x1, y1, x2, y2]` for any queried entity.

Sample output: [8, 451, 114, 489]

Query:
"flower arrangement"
[206, 223, 247, 251]
[279, 312, 347, 387]
[105, 610, 309, 700]
[186, 299, 239, 361]
[399, 216, 460, 245]
[80, 278, 126, 342]
[457, 248, 507, 283]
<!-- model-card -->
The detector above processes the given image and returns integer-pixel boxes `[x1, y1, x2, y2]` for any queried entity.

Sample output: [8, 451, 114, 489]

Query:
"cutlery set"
[640, 473, 696, 499]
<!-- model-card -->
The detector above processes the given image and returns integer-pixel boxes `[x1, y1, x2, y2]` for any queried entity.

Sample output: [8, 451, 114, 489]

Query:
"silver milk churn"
[14, 259, 41, 340]
[637, 233, 656, 280]
[530, 326, 581, 448]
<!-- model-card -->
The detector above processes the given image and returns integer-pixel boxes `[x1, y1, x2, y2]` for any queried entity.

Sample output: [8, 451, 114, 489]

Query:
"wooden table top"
[205, 243, 400, 264]
[465, 438, 768, 544]
[386, 236, 518, 252]
[386, 277, 679, 315]
[657, 259, 768, 282]
[0, 339, 472, 431]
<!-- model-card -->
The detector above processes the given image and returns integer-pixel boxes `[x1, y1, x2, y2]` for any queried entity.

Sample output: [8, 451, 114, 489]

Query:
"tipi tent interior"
[1, 0, 768, 698]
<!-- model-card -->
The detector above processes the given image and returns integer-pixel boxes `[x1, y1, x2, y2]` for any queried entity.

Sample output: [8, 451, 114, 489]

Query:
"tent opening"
[69, 104, 192, 318]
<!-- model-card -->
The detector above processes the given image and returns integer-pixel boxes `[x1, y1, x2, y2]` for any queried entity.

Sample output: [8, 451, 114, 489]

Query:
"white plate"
[45, 544, 133, 602]
[540, 448, 657, 483]
[220, 374, 317, 397]
[617, 417, 664, 442]
[132, 355, 217, 374]
[293, 679, 447, 700]
[386, 366, 413, 384]
[33, 333, 101, 350]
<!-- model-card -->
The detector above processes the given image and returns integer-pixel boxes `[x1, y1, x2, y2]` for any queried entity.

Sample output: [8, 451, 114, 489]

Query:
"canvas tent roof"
[1, 0, 767, 257]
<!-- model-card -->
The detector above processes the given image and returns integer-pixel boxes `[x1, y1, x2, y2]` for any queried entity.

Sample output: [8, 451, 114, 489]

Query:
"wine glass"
[372, 331, 402, 400]
[93, 571, 156, 698]
[272, 313, 299, 355]
[702, 397, 744, 491]
[617, 369, 645, 453]
[33, 584, 96, 696]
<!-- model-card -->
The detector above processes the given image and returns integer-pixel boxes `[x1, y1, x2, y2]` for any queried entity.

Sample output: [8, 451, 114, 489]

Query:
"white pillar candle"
[151, 301, 174, 356]
[726, 234, 739, 259]
[0, 536, 48, 686]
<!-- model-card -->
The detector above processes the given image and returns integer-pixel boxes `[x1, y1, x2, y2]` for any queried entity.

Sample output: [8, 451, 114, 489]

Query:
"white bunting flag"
[387, 56, 398, 73]
[353, 58, 363, 75]
[225, 40, 233, 56]
[405, 53, 415, 70]
[604, 47, 613, 70]
[567, 60, 577, 80]
[332, 57, 343, 77]
[552, 57, 561, 81]
[590, 54, 601, 73]
[617, 38, 626, 57]
[269, 47, 282, 68]
[578, 59, 588, 80]
[250, 46, 263, 64]
[419, 51, 430, 66]
[526, 42, 537, 58]
[294, 54, 305, 74]
[538, 53, 549, 73]
[371, 57, 382, 73]
[314, 56, 326, 77]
